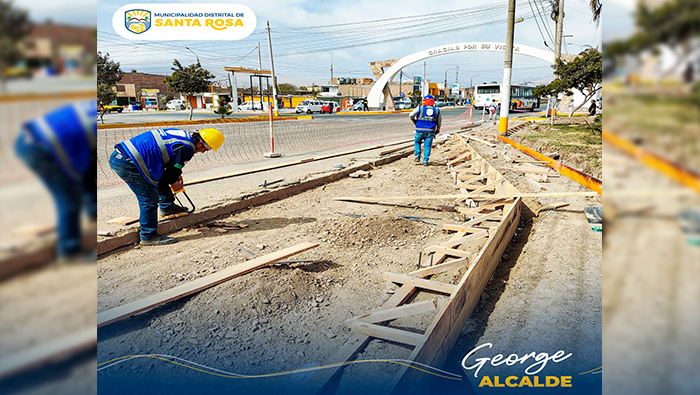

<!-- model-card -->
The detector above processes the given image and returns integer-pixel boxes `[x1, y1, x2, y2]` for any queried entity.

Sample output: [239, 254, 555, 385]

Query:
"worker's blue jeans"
[109, 150, 176, 241]
[414, 132, 435, 162]
[15, 133, 97, 258]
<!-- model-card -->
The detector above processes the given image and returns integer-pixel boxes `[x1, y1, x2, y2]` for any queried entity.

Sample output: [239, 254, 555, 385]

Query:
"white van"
[295, 99, 323, 114]
[237, 101, 267, 111]
[166, 99, 186, 111]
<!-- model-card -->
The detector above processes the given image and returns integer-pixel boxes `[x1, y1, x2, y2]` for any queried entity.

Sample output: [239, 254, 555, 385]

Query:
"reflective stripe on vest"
[120, 129, 196, 186]
[34, 117, 81, 180]
[123, 139, 159, 186]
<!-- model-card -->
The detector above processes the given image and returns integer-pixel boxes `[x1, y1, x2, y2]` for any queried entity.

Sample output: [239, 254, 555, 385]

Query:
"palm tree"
[589, 0, 601, 23]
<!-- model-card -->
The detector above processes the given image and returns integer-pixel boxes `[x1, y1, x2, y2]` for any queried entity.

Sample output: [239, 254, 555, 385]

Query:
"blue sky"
[95, 0, 604, 88]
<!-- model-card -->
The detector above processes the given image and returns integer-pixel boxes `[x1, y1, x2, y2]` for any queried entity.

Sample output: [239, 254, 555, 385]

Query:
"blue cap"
[424, 95, 434, 100]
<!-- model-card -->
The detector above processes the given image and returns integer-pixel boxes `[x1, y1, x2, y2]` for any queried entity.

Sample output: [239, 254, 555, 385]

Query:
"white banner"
[112, 3, 257, 40]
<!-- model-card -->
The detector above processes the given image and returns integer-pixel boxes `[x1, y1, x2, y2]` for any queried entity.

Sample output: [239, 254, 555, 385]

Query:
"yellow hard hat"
[198, 128, 225, 152]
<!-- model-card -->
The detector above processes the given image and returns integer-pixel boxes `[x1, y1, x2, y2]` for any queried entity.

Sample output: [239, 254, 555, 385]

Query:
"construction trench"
[92, 121, 602, 394]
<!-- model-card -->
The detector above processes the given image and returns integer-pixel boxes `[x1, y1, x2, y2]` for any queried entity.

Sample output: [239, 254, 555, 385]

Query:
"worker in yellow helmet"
[109, 128, 225, 245]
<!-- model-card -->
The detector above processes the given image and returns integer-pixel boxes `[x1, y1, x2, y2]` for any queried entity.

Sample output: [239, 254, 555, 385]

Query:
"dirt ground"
[96, 127, 602, 394]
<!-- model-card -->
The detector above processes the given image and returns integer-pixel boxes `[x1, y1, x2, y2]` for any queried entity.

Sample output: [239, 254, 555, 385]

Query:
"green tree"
[214, 96, 231, 119]
[0, 0, 30, 92]
[164, 59, 215, 120]
[410, 89, 422, 106]
[277, 83, 297, 95]
[606, 0, 700, 74]
[97, 52, 122, 124]
[534, 48, 602, 117]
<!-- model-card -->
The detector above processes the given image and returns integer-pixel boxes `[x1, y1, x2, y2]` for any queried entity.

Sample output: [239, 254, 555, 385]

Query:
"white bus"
[473, 83, 538, 111]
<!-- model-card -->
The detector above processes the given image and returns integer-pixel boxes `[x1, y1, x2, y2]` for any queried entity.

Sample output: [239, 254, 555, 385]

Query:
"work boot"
[140, 235, 178, 246]
[160, 204, 188, 217]
[423, 161, 429, 166]
[414, 156, 420, 162]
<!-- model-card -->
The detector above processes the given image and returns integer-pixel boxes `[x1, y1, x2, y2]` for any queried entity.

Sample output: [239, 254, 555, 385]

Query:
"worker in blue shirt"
[14, 101, 97, 261]
[110, 128, 225, 246]
[409, 95, 442, 166]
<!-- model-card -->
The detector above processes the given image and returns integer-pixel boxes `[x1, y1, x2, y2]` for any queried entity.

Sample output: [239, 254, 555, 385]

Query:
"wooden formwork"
[310, 134, 522, 394]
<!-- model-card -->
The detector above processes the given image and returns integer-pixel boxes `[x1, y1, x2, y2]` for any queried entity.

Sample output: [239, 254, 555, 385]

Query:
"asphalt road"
[98, 106, 542, 125]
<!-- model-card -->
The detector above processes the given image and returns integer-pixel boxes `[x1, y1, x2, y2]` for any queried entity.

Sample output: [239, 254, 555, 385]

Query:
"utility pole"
[551, 0, 565, 119]
[265, 21, 281, 157]
[330, 53, 333, 85]
[498, 0, 516, 134]
[554, 0, 565, 62]
[422, 61, 427, 97]
[399, 70, 403, 96]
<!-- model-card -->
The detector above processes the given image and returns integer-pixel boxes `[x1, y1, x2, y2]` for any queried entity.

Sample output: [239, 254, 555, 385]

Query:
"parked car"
[352, 101, 365, 111]
[434, 101, 447, 108]
[128, 101, 143, 110]
[295, 99, 323, 114]
[166, 99, 186, 111]
[394, 98, 412, 110]
[102, 104, 123, 113]
[238, 101, 266, 111]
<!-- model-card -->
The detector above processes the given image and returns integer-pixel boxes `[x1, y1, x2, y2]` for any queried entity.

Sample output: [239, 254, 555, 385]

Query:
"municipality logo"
[125, 9, 151, 34]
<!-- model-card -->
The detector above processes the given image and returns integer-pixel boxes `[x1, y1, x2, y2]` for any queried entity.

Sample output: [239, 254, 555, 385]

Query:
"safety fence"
[0, 92, 95, 184]
[97, 117, 415, 188]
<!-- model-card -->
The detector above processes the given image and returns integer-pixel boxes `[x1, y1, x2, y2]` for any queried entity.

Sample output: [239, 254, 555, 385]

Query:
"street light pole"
[498, 0, 516, 134]
[185, 47, 200, 64]
[469, 74, 479, 100]
[444, 67, 456, 102]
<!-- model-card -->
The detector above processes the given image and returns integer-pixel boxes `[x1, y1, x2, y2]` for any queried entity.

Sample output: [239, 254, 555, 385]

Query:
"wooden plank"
[425, 246, 471, 258]
[384, 272, 457, 295]
[350, 321, 424, 347]
[0, 328, 96, 380]
[332, 191, 598, 202]
[457, 171, 495, 184]
[456, 183, 495, 192]
[468, 179, 503, 195]
[462, 210, 503, 227]
[441, 224, 487, 233]
[97, 242, 319, 327]
[526, 177, 546, 191]
[106, 217, 139, 226]
[391, 199, 523, 393]
[425, 230, 488, 252]
[348, 298, 445, 325]
[409, 257, 471, 278]
[524, 173, 548, 182]
[446, 152, 472, 166]
[306, 284, 417, 394]
[467, 136, 497, 147]
[502, 154, 514, 163]
[513, 165, 553, 174]
[449, 158, 483, 173]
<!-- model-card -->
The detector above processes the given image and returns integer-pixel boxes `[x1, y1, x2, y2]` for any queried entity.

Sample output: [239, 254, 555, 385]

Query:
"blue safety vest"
[117, 128, 195, 186]
[415, 105, 440, 133]
[23, 101, 97, 181]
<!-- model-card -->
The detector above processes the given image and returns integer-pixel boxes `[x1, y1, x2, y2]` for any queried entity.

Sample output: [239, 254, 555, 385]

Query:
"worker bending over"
[110, 128, 224, 245]
[409, 95, 442, 166]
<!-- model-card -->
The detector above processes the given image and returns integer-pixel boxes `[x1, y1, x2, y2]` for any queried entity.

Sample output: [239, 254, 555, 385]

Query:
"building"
[115, 72, 230, 109]
[21, 22, 95, 76]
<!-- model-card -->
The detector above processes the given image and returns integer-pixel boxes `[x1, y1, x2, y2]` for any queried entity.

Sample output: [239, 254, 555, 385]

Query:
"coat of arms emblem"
[125, 10, 151, 34]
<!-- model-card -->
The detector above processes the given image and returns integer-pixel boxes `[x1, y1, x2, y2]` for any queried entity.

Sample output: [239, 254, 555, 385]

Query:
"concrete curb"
[97, 149, 413, 256]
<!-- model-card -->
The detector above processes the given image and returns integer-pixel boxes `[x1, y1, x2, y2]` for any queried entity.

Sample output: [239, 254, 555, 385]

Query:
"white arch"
[367, 42, 555, 109]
